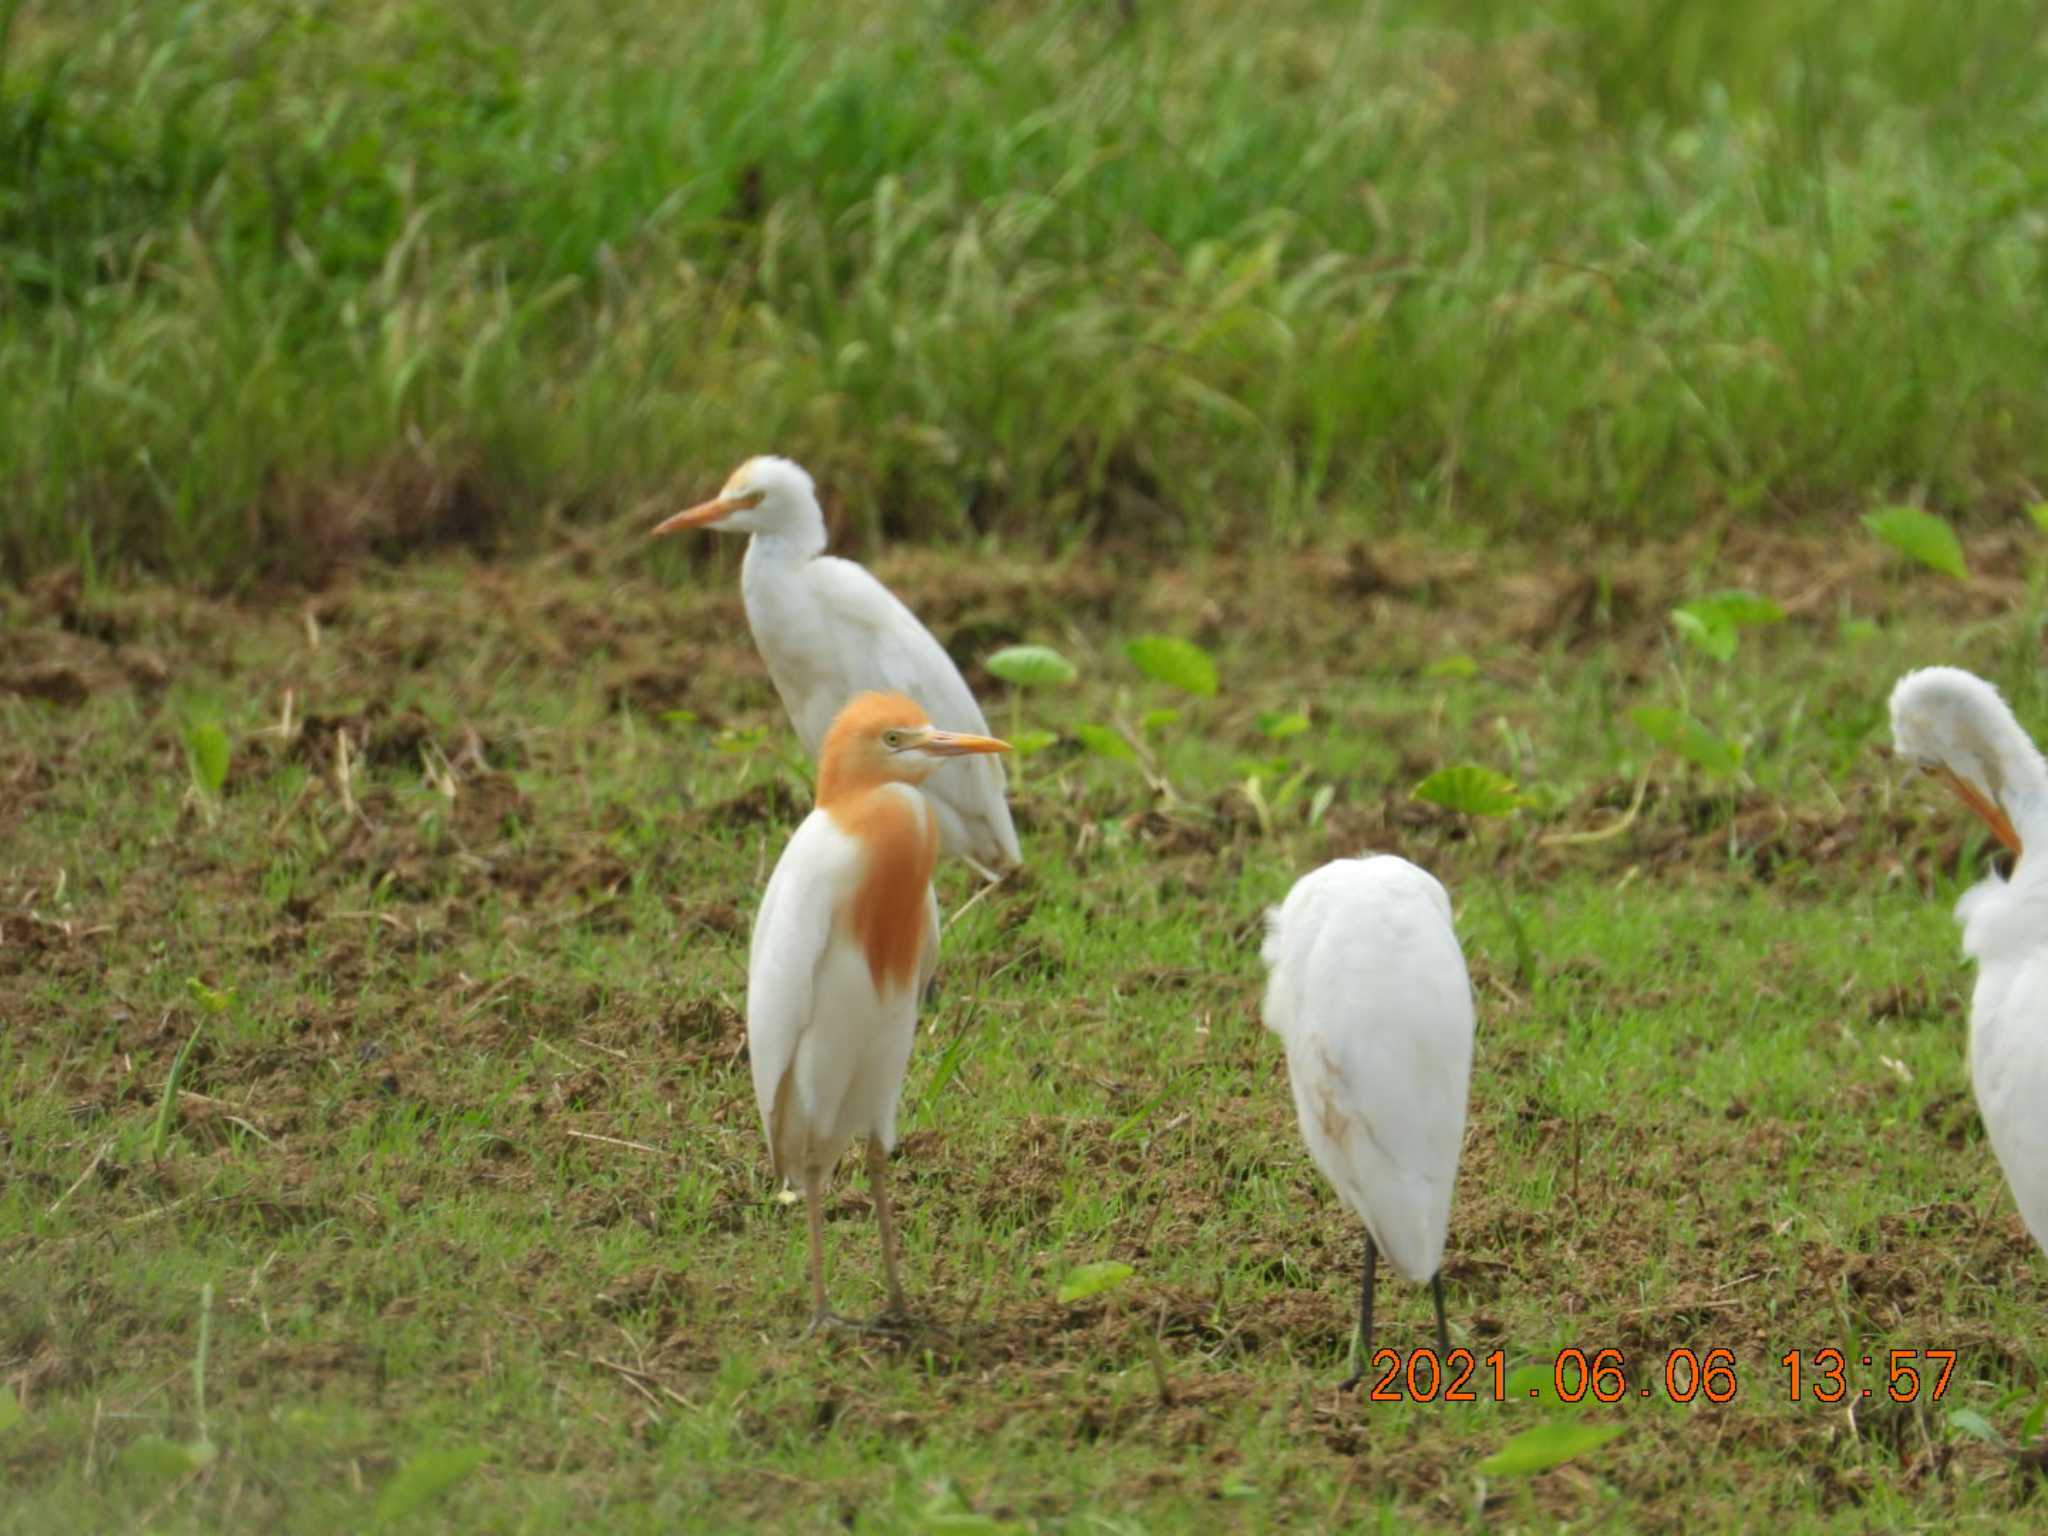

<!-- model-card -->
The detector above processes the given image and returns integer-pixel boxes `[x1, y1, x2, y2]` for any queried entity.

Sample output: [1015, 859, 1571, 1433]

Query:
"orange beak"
[1934, 764, 2022, 856]
[649, 492, 762, 537]
[919, 729, 1012, 757]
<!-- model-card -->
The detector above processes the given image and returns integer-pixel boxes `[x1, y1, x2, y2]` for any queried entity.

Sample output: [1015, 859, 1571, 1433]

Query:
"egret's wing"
[746, 811, 863, 1172]
[804, 558, 1020, 865]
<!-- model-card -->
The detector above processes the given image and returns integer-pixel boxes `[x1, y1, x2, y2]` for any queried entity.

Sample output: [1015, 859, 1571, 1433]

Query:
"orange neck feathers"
[815, 693, 941, 995]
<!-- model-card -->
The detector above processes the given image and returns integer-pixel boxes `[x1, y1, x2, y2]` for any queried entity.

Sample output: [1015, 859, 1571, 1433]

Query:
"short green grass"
[7, 527, 2048, 1529]
[6, 0, 2048, 580]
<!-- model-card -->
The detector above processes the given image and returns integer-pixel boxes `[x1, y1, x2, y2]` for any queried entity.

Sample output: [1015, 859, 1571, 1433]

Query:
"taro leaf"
[1477, 1419, 1627, 1478]
[1863, 506, 1968, 581]
[1009, 729, 1058, 758]
[1125, 636, 1218, 697]
[1412, 764, 1523, 816]
[1947, 1408, 2001, 1444]
[1056, 1261, 1135, 1304]
[374, 1445, 490, 1522]
[184, 720, 231, 796]
[1255, 711, 1310, 741]
[986, 644, 1077, 688]
[1072, 723, 1136, 762]
[1631, 706, 1743, 777]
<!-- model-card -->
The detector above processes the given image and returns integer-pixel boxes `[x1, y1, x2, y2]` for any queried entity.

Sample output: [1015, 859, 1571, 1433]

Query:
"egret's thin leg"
[867, 1137, 910, 1323]
[1337, 1233, 1377, 1392]
[803, 1168, 833, 1331]
[1431, 1270, 1449, 1359]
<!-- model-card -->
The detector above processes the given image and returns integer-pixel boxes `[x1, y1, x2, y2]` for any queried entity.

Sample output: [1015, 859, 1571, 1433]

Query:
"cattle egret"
[1890, 666, 2048, 1257]
[747, 690, 1011, 1329]
[652, 456, 1020, 878]
[1260, 855, 1476, 1387]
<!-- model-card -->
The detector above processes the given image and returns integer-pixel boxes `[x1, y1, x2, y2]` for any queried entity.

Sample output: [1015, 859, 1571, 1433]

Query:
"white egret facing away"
[747, 690, 1011, 1329]
[1261, 855, 1476, 1387]
[652, 457, 1020, 878]
[1890, 666, 2048, 1258]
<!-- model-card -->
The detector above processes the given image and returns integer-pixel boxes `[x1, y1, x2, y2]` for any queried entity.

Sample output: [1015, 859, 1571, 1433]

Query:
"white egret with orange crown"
[652, 457, 1020, 879]
[1890, 666, 2048, 1258]
[1260, 855, 1475, 1387]
[747, 690, 1011, 1330]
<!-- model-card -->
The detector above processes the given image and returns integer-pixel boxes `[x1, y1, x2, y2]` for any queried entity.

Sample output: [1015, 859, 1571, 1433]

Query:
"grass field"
[6, 0, 2048, 580]
[12, 0, 2048, 1528]
[8, 521, 2048, 1530]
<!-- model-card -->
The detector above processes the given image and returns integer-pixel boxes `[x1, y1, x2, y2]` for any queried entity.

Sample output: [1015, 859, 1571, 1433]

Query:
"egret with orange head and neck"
[746, 691, 1011, 1329]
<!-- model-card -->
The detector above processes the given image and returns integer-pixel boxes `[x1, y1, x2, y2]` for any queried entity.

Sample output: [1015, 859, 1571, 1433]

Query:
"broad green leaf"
[1670, 608, 1736, 662]
[1477, 1419, 1627, 1478]
[1125, 636, 1218, 697]
[1632, 707, 1743, 777]
[1255, 711, 1310, 741]
[1683, 589, 1786, 629]
[658, 708, 699, 726]
[117, 1434, 216, 1481]
[985, 644, 1077, 688]
[374, 1445, 489, 1522]
[184, 977, 237, 1014]
[0, 1392, 22, 1435]
[2023, 1398, 2048, 1443]
[1412, 764, 1523, 816]
[1072, 723, 1136, 762]
[2029, 503, 2048, 535]
[1947, 1408, 2000, 1444]
[1863, 505, 1968, 580]
[1425, 654, 1480, 679]
[1671, 590, 1783, 662]
[184, 720, 231, 796]
[1056, 1261, 1135, 1304]
[1504, 1364, 1557, 1403]
[1009, 729, 1058, 758]
[1138, 707, 1182, 734]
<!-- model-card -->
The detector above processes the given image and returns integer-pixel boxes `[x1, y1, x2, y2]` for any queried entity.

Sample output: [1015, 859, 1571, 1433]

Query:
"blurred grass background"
[4, 0, 2046, 582]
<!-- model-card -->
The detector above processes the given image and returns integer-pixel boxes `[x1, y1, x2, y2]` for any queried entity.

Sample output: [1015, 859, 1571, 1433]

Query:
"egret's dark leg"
[1337, 1233, 1377, 1392]
[1431, 1270, 1449, 1358]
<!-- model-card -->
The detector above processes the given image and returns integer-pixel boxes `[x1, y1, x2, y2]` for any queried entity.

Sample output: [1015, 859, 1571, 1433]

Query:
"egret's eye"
[881, 730, 906, 750]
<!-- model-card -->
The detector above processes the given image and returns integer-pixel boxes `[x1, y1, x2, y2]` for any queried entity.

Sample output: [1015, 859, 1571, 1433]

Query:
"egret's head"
[650, 456, 823, 544]
[818, 692, 1011, 798]
[1889, 666, 2028, 856]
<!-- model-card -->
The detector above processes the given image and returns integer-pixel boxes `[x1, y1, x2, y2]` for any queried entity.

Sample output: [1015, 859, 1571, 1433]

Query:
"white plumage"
[747, 790, 938, 1186]
[1261, 854, 1475, 1379]
[653, 456, 1020, 875]
[1891, 666, 2048, 1258]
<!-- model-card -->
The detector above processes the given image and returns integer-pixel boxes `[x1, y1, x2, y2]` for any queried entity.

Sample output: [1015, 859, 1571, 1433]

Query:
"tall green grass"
[4, 0, 2047, 580]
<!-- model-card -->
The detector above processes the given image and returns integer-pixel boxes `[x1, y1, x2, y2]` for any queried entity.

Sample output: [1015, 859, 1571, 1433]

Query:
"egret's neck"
[741, 496, 828, 564]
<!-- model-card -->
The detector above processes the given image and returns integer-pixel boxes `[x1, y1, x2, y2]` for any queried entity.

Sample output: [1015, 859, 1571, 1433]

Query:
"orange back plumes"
[817, 693, 940, 995]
